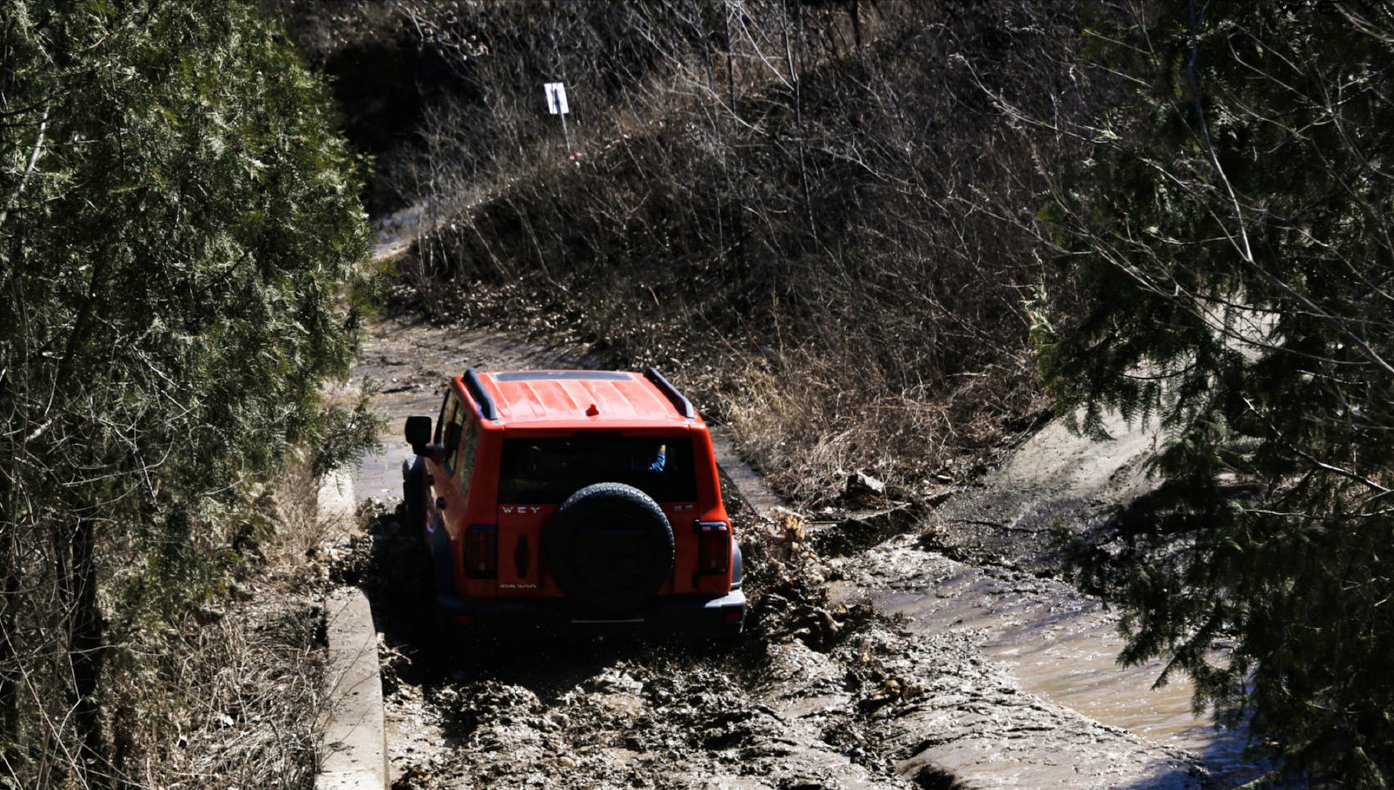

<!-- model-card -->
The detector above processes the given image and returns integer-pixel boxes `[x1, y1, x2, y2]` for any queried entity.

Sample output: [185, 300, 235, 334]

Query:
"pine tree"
[0, 1, 370, 782]
[1038, 1, 1394, 782]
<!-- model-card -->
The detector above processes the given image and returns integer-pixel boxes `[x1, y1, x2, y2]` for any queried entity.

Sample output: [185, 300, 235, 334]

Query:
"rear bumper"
[435, 589, 747, 637]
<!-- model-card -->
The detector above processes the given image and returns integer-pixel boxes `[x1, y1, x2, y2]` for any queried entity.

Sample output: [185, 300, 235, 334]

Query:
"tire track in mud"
[341, 314, 1212, 789]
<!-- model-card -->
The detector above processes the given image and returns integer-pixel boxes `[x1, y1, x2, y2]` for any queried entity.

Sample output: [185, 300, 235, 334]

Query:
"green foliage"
[311, 390, 383, 478]
[0, 0, 370, 781]
[1042, 1, 1394, 782]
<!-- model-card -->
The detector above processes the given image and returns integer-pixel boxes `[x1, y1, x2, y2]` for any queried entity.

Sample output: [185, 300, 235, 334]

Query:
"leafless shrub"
[103, 600, 324, 789]
[380, 0, 1091, 502]
[726, 348, 1040, 503]
[0, 455, 331, 788]
[271, 449, 330, 569]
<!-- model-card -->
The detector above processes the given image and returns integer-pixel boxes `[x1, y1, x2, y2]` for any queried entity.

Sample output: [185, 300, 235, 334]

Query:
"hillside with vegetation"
[288, 0, 1094, 501]
[2, 0, 1391, 785]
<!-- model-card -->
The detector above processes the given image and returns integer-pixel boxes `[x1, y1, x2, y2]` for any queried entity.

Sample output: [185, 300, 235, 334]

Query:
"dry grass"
[371, 0, 1086, 508]
[724, 348, 1043, 504]
[0, 457, 334, 789]
[105, 600, 324, 789]
[271, 450, 326, 566]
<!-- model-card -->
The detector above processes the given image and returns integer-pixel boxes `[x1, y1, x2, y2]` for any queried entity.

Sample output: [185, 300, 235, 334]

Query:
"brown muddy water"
[836, 539, 1254, 783]
[345, 313, 1259, 788]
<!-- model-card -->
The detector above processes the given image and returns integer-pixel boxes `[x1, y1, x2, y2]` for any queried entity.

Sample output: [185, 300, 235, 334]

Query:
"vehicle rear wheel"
[400, 457, 444, 643]
[545, 483, 676, 616]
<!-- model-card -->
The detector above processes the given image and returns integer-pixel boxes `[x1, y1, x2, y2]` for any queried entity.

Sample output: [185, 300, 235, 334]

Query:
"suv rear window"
[499, 436, 697, 503]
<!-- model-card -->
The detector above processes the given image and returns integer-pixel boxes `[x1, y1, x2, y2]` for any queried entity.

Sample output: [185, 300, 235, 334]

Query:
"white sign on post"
[544, 82, 569, 115]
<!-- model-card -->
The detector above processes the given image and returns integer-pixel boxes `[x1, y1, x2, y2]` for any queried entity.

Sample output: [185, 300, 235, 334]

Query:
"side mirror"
[404, 415, 432, 455]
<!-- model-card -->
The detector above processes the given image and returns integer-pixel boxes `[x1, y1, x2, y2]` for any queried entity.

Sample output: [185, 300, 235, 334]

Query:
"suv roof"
[462, 368, 697, 428]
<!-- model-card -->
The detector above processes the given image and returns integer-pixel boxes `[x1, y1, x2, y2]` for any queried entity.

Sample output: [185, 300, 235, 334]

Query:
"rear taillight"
[695, 520, 730, 575]
[465, 524, 497, 578]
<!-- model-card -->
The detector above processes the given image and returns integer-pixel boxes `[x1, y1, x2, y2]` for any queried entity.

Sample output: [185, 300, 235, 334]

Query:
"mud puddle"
[835, 536, 1254, 784]
[344, 317, 915, 786]
[343, 313, 1219, 788]
[337, 496, 1202, 789]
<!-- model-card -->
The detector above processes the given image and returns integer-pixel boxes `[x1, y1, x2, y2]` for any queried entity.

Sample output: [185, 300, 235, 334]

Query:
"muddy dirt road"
[340, 313, 1255, 789]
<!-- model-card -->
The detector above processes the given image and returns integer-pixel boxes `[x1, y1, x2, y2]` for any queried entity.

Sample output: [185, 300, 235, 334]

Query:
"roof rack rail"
[463, 369, 499, 421]
[643, 367, 694, 420]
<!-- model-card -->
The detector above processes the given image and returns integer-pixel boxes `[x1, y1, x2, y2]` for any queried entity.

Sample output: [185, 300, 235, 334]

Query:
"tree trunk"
[0, 517, 20, 756]
[69, 515, 107, 787]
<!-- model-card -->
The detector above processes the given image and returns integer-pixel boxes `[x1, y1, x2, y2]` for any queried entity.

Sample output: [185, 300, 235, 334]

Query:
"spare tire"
[545, 482, 676, 616]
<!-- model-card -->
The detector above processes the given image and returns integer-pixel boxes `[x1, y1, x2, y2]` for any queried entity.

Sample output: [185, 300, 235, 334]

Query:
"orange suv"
[402, 369, 745, 635]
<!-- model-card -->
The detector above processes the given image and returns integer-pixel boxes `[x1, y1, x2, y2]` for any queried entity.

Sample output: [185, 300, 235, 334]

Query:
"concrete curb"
[317, 588, 387, 790]
[315, 470, 387, 790]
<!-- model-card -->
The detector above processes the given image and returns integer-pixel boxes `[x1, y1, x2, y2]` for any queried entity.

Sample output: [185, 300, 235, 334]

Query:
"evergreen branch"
[1242, 397, 1390, 496]
[1185, 0, 1394, 381]
[0, 107, 48, 230]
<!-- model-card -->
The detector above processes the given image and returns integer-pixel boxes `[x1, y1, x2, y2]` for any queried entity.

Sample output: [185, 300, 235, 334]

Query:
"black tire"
[398, 458, 443, 646]
[401, 457, 428, 540]
[545, 482, 676, 616]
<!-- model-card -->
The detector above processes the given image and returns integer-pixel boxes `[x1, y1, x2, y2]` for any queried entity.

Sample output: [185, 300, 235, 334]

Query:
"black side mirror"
[405, 415, 432, 455]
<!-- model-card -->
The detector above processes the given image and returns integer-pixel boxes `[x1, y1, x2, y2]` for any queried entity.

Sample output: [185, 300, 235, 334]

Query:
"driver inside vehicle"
[645, 443, 667, 473]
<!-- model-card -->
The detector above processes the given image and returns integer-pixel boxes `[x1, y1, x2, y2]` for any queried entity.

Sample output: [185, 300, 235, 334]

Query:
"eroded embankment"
[337, 314, 1221, 789]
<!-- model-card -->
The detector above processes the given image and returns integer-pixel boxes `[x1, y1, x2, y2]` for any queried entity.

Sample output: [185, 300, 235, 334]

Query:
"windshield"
[498, 436, 696, 504]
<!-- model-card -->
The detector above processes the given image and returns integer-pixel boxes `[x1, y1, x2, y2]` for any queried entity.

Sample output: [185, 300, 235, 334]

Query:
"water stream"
[844, 544, 1259, 786]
